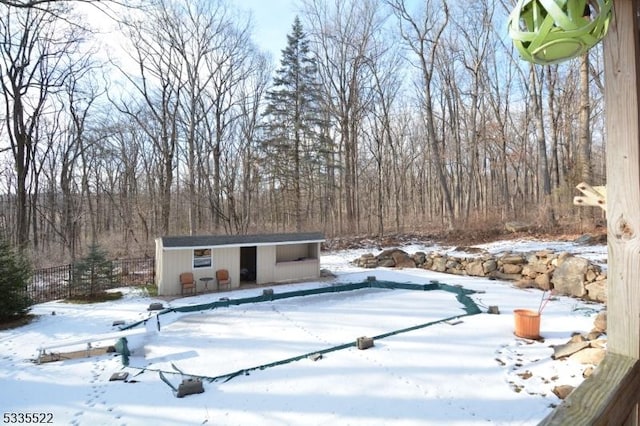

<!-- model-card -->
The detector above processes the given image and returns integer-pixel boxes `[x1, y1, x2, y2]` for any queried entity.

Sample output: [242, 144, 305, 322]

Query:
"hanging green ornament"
[508, 0, 612, 65]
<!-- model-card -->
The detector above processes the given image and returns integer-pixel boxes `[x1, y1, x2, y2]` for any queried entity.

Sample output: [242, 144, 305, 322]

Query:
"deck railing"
[539, 353, 640, 425]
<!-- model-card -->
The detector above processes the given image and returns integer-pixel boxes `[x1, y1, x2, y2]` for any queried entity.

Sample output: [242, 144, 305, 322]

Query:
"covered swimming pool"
[124, 280, 481, 382]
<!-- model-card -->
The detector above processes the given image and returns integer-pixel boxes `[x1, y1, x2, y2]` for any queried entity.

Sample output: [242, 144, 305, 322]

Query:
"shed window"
[276, 243, 316, 262]
[193, 249, 212, 268]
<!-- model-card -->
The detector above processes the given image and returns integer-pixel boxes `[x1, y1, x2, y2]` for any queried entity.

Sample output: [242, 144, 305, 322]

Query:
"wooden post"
[604, 0, 640, 423]
[537, 2, 640, 423]
[604, 0, 640, 360]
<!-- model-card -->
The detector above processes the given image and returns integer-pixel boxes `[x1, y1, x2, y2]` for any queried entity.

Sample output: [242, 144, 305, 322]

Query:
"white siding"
[157, 246, 241, 296]
[273, 259, 320, 282]
[156, 238, 322, 295]
[257, 243, 320, 284]
[210, 246, 240, 289]
[155, 238, 163, 290]
[256, 246, 276, 284]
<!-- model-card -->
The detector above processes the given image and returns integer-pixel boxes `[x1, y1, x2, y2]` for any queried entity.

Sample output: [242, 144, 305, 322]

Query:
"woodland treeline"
[0, 0, 605, 266]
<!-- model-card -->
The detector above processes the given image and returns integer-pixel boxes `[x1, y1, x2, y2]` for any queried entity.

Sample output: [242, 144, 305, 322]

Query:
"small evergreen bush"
[70, 243, 116, 299]
[0, 238, 32, 321]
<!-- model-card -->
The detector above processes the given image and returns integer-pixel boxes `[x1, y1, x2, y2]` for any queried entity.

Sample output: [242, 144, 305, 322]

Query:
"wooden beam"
[539, 353, 640, 425]
[540, 1, 640, 424]
[605, 0, 640, 360]
[574, 182, 607, 211]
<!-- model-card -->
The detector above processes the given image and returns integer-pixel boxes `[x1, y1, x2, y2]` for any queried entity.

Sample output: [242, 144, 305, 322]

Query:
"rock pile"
[354, 245, 609, 400]
[354, 243, 611, 402]
[353, 248, 607, 303]
[548, 310, 607, 399]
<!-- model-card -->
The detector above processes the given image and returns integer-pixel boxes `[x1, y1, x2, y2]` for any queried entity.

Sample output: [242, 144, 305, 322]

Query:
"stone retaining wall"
[353, 248, 607, 303]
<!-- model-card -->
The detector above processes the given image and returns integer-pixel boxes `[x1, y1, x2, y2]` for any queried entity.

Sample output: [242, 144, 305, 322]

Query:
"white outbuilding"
[155, 232, 325, 296]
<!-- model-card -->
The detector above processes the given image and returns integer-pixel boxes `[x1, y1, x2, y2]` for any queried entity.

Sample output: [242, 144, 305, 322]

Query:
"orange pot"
[513, 309, 541, 339]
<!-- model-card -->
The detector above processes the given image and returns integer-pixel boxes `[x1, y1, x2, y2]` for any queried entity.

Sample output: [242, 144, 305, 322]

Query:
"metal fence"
[28, 257, 155, 304]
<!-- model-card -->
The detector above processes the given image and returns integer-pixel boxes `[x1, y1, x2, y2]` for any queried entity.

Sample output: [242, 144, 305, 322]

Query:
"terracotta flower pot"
[513, 309, 541, 339]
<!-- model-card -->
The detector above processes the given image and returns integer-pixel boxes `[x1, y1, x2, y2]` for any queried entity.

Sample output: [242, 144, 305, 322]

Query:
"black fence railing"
[28, 257, 155, 304]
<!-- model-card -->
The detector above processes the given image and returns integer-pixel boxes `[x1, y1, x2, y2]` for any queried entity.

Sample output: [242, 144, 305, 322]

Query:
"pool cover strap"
[123, 280, 480, 328]
[126, 280, 481, 383]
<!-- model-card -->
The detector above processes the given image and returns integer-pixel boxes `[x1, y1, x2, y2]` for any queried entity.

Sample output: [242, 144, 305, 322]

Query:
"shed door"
[240, 246, 257, 282]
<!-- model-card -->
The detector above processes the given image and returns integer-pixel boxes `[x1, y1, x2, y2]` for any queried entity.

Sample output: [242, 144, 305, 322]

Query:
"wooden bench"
[36, 328, 149, 363]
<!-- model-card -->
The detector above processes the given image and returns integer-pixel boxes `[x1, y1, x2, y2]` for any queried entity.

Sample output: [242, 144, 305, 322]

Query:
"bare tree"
[362, 40, 404, 236]
[234, 52, 271, 233]
[201, 8, 256, 233]
[0, 3, 86, 247]
[161, 0, 242, 235]
[578, 53, 592, 183]
[386, 0, 453, 228]
[528, 64, 556, 226]
[114, 2, 184, 236]
[1, 0, 94, 8]
[446, 2, 495, 223]
[1, 0, 105, 6]
[303, 0, 385, 233]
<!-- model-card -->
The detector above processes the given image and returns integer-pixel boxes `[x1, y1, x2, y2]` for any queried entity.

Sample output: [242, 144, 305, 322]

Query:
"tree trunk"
[579, 53, 592, 183]
[530, 65, 555, 225]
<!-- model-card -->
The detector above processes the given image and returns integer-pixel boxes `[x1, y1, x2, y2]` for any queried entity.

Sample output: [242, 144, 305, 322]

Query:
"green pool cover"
[124, 279, 482, 382]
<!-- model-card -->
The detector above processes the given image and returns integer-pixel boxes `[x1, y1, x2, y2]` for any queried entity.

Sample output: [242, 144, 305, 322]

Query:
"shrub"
[0, 238, 32, 320]
[70, 243, 116, 299]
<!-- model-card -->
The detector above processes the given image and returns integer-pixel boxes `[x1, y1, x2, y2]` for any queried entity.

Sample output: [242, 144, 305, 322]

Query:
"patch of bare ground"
[323, 224, 607, 251]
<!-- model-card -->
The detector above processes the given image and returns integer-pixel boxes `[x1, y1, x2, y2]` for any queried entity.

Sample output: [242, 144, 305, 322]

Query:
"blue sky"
[240, 0, 299, 59]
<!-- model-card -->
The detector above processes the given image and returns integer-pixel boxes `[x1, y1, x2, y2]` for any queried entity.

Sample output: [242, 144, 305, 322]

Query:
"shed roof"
[159, 232, 325, 249]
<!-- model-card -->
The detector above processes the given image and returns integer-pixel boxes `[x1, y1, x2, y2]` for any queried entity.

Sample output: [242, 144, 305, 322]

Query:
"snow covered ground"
[0, 238, 606, 425]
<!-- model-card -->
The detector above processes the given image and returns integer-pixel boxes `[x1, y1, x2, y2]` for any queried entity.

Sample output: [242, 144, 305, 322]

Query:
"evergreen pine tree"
[0, 237, 32, 320]
[70, 243, 116, 299]
[262, 16, 326, 231]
